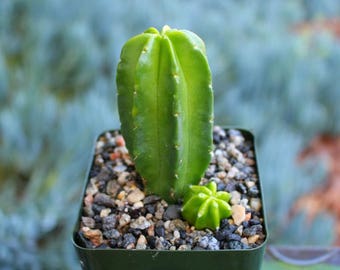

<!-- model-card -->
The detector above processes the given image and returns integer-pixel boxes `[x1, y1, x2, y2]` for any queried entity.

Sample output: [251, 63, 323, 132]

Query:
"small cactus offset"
[182, 182, 232, 230]
[116, 25, 213, 201]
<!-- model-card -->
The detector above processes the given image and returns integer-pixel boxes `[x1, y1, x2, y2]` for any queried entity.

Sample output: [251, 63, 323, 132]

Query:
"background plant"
[0, 0, 339, 269]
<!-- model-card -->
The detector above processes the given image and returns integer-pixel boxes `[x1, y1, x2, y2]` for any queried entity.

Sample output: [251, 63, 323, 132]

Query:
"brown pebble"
[245, 158, 255, 166]
[116, 135, 125, 147]
[248, 234, 260, 244]
[82, 227, 103, 246]
[84, 194, 93, 207]
[147, 224, 155, 236]
[117, 190, 126, 200]
[231, 205, 246, 225]
[110, 152, 121, 160]
[245, 212, 252, 221]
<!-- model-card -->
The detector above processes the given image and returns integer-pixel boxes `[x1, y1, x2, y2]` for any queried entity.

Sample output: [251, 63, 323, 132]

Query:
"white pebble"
[250, 198, 262, 212]
[119, 213, 131, 227]
[230, 191, 241, 205]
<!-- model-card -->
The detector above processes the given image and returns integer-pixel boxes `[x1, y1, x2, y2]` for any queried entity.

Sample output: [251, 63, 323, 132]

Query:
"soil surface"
[75, 126, 266, 250]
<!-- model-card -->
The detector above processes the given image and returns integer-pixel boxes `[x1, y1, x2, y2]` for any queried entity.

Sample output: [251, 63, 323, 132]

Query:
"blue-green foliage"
[0, 0, 339, 269]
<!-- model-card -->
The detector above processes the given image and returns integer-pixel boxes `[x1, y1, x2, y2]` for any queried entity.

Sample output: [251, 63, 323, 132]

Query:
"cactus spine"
[116, 26, 213, 201]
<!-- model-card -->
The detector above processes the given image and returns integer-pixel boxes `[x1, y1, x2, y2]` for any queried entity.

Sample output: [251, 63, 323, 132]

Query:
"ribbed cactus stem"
[116, 26, 213, 201]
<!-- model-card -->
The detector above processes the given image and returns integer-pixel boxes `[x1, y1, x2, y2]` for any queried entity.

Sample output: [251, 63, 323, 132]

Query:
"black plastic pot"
[72, 128, 268, 270]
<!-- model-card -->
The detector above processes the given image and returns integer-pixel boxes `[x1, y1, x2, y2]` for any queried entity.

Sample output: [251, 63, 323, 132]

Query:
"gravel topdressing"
[75, 126, 266, 251]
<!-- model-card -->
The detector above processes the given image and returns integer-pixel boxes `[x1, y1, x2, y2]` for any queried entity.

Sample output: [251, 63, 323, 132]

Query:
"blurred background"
[0, 0, 339, 269]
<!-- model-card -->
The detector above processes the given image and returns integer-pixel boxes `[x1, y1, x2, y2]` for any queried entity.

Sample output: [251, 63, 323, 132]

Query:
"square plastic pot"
[72, 128, 268, 270]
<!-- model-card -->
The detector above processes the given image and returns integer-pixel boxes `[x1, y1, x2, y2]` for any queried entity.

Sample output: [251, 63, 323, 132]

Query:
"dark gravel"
[77, 127, 266, 250]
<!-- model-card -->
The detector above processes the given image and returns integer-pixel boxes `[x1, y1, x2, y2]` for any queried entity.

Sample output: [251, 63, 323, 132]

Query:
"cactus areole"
[116, 25, 213, 202]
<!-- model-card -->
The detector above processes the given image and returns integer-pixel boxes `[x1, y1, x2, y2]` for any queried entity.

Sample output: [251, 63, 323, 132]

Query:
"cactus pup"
[116, 25, 213, 201]
[182, 182, 232, 230]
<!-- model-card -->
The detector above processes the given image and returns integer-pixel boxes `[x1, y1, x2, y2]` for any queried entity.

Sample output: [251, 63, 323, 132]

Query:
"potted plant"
[73, 25, 267, 270]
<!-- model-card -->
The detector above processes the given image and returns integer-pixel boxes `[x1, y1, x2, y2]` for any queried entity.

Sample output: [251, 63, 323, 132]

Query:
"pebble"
[245, 180, 255, 188]
[250, 198, 262, 212]
[243, 225, 262, 237]
[231, 205, 246, 225]
[164, 220, 171, 231]
[155, 203, 165, 220]
[248, 186, 259, 197]
[106, 180, 120, 196]
[235, 225, 243, 235]
[216, 171, 227, 180]
[245, 158, 255, 166]
[82, 227, 103, 246]
[198, 235, 220, 250]
[118, 172, 130, 185]
[94, 193, 115, 208]
[102, 215, 117, 231]
[143, 195, 161, 205]
[100, 208, 111, 218]
[122, 233, 136, 249]
[81, 217, 95, 228]
[86, 178, 99, 195]
[155, 237, 167, 250]
[155, 225, 165, 237]
[103, 228, 121, 239]
[96, 140, 105, 150]
[84, 195, 94, 214]
[130, 216, 152, 230]
[225, 233, 241, 242]
[127, 188, 145, 204]
[133, 201, 144, 209]
[230, 191, 241, 205]
[236, 183, 247, 194]
[119, 213, 131, 227]
[178, 244, 191, 250]
[227, 240, 244, 250]
[241, 237, 248, 245]
[248, 234, 260, 244]
[227, 167, 239, 178]
[117, 191, 127, 202]
[136, 235, 147, 250]
[147, 224, 155, 236]
[147, 236, 156, 249]
[163, 205, 181, 220]
[115, 135, 125, 147]
[79, 128, 265, 251]
[168, 219, 186, 231]
[173, 230, 180, 239]
[240, 198, 249, 209]
[113, 164, 127, 173]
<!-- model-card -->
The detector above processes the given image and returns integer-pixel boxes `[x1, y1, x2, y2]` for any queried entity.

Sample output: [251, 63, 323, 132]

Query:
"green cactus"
[182, 181, 232, 230]
[116, 25, 213, 201]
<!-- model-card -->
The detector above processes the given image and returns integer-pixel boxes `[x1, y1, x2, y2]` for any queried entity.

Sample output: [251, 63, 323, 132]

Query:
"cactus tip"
[161, 25, 171, 35]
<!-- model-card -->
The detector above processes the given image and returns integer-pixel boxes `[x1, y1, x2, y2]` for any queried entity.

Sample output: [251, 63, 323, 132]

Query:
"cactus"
[116, 25, 213, 201]
[182, 182, 232, 230]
